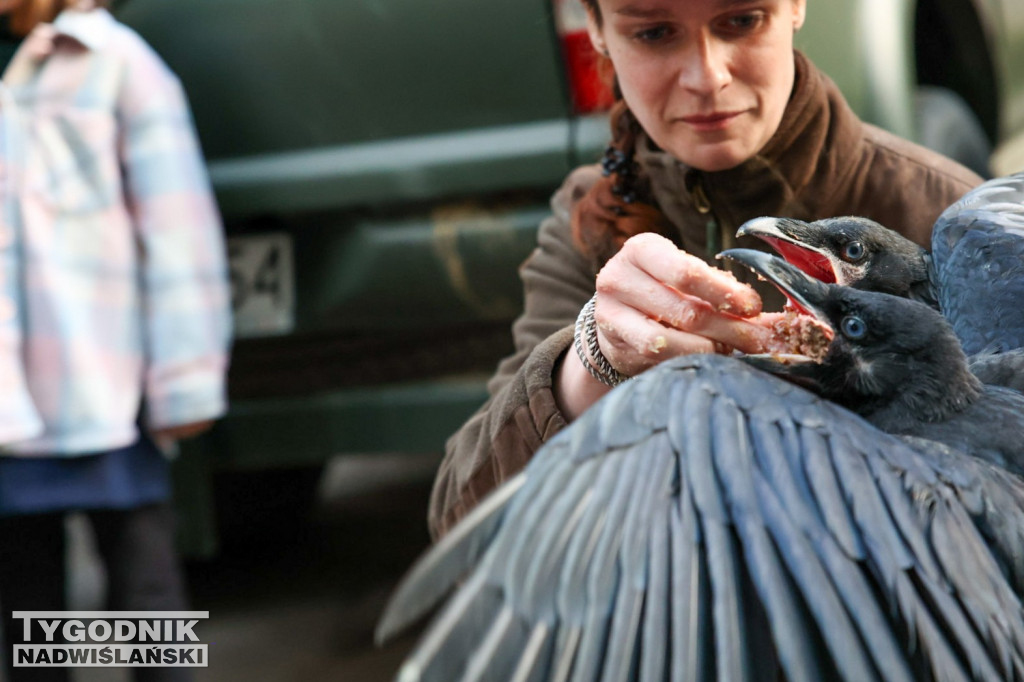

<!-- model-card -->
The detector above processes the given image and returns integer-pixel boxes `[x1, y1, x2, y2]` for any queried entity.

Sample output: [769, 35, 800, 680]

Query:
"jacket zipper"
[691, 178, 721, 257]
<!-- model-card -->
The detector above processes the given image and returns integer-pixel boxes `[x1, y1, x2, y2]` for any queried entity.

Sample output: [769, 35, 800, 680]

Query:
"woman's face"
[587, 0, 806, 172]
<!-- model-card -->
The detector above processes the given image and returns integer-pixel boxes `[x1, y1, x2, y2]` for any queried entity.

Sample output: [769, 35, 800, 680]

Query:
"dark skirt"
[0, 436, 170, 516]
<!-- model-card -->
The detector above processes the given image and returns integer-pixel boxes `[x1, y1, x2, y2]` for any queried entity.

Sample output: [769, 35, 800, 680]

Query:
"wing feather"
[375, 472, 525, 642]
[712, 402, 823, 682]
[824, 430, 917, 580]
[931, 173, 1024, 354]
[508, 622, 556, 682]
[799, 426, 867, 561]
[568, 427, 651, 682]
[638, 501, 671, 682]
[923, 498, 1024, 678]
[518, 460, 601, 618]
[549, 626, 583, 682]
[670, 469, 712, 682]
[753, 465, 904, 681]
[916, 437, 1024, 593]
[459, 607, 532, 682]
[674, 383, 750, 682]
[395, 570, 504, 682]
[600, 442, 674, 681]
[746, 417, 834, 551]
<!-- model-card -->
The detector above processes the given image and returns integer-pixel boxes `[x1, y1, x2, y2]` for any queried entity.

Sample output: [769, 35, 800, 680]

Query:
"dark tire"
[914, 85, 992, 178]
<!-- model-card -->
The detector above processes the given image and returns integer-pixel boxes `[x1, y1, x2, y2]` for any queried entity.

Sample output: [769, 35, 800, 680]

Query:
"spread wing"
[932, 172, 1024, 355]
[378, 355, 1024, 682]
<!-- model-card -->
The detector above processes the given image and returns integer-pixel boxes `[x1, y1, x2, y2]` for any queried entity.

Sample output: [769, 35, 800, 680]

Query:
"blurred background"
[71, 452, 436, 681]
[66, 0, 1024, 679]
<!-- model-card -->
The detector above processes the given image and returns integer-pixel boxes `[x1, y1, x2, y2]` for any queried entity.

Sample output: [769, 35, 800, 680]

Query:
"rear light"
[554, 0, 615, 114]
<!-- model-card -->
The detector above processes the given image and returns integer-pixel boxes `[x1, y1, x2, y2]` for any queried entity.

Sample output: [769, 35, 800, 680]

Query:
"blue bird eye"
[841, 315, 867, 340]
[842, 241, 865, 261]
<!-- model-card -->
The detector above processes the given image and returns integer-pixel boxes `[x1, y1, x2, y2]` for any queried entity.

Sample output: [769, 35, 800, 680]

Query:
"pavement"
[69, 452, 440, 682]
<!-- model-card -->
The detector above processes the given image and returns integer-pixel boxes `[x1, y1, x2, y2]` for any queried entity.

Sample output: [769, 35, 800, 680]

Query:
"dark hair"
[12, 0, 109, 30]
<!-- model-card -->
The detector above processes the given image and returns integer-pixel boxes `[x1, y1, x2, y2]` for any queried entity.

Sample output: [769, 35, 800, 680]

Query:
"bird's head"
[736, 216, 934, 304]
[720, 248, 980, 420]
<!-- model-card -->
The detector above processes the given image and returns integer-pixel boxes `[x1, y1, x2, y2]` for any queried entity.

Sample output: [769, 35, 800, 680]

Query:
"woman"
[0, 1, 230, 680]
[429, 0, 982, 538]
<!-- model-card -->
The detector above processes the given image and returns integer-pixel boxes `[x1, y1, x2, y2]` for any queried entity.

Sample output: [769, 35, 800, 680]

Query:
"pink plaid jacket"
[0, 8, 231, 455]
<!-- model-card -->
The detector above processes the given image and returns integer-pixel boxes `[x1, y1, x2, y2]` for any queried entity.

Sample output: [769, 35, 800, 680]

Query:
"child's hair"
[9, 0, 107, 35]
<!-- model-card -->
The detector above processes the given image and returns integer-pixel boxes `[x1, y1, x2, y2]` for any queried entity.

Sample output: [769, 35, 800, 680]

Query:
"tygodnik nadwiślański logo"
[9, 611, 209, 668]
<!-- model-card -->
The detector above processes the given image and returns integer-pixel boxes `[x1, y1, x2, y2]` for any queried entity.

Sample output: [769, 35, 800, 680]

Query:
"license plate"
[228, 233, 295, 338]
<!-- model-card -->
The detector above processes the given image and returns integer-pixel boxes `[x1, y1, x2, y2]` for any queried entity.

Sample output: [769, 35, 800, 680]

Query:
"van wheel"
[914, 85, 991, 178]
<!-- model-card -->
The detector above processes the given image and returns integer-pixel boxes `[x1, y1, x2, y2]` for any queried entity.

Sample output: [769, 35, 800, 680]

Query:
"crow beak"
[735, 217, 804, 241]
[718, 248, 835, 386]
[719, 248, 832, 320]
[735, 217, 838, 284]
[739, 352, 826, 389]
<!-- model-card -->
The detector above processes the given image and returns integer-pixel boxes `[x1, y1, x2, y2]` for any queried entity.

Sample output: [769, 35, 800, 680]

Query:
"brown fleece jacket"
[428, 51, 983, 539]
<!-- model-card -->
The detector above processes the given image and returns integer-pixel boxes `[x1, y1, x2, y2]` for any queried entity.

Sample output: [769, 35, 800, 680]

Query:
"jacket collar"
[51, 6, 116, 52]
[3, 7, 113, 86]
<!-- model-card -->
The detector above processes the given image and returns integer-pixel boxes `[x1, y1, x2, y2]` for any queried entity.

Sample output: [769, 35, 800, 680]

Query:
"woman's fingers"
[594, 295, 774, 375]
[608, 233, 762, 317]
[598, 269, 769, 347]
[595, 295, 714, 375]
[591, 234, 774, 375]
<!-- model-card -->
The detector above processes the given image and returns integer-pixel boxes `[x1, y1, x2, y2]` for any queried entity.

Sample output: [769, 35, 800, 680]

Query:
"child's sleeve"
[117, 38, 233, 430]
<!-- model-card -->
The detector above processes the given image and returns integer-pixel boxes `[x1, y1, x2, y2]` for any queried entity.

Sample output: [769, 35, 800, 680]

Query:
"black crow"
[721, 248, 1024, 476]
[377, 251, 1024, 682]
[735, 172, 1024, 357]
[736, 214, 937, 305]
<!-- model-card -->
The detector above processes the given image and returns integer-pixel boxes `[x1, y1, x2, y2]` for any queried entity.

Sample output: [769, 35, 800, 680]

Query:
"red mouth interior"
[761, 237, 836, 283]
[752, 237, 835, 318]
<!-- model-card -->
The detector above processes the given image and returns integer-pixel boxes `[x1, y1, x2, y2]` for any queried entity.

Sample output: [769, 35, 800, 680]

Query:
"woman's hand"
[593, 233, 775, 374]
[556, 233, 778, 420]
[147, 419, 216, 456]
[152, 420, 215, 442]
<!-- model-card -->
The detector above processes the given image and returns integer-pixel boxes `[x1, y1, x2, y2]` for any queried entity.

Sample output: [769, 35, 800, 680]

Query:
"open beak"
[719, 248, 831, 319]
[718, 248, 835, 386]
[736, 217, 838, 284]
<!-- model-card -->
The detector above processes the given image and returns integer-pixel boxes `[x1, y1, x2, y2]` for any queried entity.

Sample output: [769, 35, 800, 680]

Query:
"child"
[0, 1, 231, 680]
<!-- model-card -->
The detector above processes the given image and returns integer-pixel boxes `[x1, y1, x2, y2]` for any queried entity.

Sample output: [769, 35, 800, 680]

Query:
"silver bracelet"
[573, 295, 628, 387]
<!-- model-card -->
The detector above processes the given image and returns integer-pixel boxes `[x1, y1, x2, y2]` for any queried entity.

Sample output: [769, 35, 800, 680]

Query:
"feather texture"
[379, 355, 1024, 681]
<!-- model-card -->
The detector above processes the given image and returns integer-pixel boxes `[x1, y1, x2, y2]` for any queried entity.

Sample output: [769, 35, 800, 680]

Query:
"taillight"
[553, 0, 615, 114]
